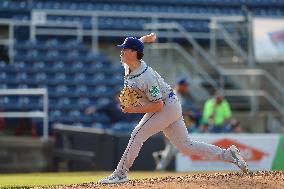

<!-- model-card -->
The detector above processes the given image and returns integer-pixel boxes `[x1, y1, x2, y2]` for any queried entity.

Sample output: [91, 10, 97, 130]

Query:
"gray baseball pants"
[115, 95, 234, 176]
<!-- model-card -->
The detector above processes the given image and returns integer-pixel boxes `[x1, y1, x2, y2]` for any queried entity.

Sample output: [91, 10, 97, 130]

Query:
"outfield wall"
[0, 137, 54, 173]
[176, 134, 284, 172]
[54, 125, 284, 172]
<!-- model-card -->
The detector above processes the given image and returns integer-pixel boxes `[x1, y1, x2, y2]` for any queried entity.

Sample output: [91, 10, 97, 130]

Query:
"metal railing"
[144, 22, 284, 123]
[0, 88, 49, 139]
[224, 89, 283, 116]
[214, 23, 249, 62]
[147, 42, 219, 90]
[220, 68, 284, 120]
[0, 18, 84, 64]
[144, 22, 223, 75]
[209, 17, 255, 66]
[0, 10, 283, 126]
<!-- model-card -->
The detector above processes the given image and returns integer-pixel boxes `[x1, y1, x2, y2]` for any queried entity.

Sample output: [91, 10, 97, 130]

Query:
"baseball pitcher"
[99, 33, 248, 184]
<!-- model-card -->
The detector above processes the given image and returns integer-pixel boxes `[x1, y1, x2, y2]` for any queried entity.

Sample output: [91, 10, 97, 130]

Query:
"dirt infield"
[35, 171, 284, 189]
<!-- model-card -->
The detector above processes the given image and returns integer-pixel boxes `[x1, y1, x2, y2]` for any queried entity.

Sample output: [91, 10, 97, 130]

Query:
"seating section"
[0, 39, 124, 132]
[0, 1, 283, 135]
[0, 0, 284, 33]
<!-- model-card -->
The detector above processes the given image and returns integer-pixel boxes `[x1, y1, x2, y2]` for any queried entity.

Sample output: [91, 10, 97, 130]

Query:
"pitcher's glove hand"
[119, 87, 142, 110]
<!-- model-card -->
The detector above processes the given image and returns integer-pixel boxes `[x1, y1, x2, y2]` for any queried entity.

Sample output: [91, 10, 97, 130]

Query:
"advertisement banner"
[176, 134, 279, 172]
[272, 135, 284, 170]
[253, 18, 284, 63]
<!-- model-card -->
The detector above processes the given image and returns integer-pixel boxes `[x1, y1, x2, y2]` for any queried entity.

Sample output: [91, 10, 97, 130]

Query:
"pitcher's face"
[120, 48, 137, 64]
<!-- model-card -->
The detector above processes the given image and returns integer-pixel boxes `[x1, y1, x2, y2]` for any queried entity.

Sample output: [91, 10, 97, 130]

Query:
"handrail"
[34, 9, 244, 20]
[262, 70, 284, 99]
[224, 89, 284, 116]
[1, 11, 282, 122]
[147, 42, 219, 90]
[144, 22, 223, 74]
[215, 24, 249, 62]
[30, 21, 83, 42]
[221, 68, 284, 101]
[144, 22, 283, 121]
[0, 88, 49, 140]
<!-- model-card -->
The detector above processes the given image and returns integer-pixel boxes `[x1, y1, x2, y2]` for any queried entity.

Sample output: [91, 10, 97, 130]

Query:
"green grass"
[0, 171, 189, 188]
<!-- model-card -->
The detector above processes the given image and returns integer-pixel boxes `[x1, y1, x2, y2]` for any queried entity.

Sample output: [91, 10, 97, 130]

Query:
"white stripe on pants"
[115, 95, 233, 175]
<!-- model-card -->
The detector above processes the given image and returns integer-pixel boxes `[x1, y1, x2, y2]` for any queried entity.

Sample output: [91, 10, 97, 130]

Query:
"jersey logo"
[149, 86, 160, 97]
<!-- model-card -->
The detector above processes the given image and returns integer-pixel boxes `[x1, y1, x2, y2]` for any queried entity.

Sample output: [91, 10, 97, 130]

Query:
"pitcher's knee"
[131, 128, 149, 143]
[129, 133, 147, 149]
[129, 137, 145, 150]
[175, 139, 195, 155]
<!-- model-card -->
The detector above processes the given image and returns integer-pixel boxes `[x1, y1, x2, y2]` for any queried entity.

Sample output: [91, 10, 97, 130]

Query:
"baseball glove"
[119, 87, 142, 108]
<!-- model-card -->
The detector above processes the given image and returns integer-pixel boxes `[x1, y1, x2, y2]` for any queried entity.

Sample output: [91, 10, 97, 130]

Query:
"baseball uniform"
[114, 60, 235, 177]
[99, 36, 247, 184]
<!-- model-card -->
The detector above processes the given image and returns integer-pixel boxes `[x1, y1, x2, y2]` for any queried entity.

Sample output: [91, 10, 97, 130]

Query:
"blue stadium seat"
[45, 39, 59, 48]
[13, 61, 33, 72]
[49, 97, 60, 110]
[85, 52, 104, 62]
[33, 61, 47, 71]
[0, 96, 18, 110]
[77, 97, 91, 109]
[2, 0, 284, 35]
[74, 85, 88, 96]
[15, 72, 32, 84]
[92, 86, 109, 97]
[35, 72, 48, 84]
[89, 73, 106, 85]
[0, 72, 14, 83]
[23, 49, 41, 62]
[54, 73, 68, 84]
[49, 110, 63, 122]
[45, 50, 61, 61]
[50, 61, 65, 73]
[57, 97, 72, 109]
[18, 96, 32, 110]
[0, 61, 7, 69]
[108, 73, 124, 86]
[92, 113, 111, 124]
[70, 61, 84, 72]
[66, 50, 80, 61]
[54, 85, 69, 96]
[68, 110, 93, 124]
[111, 122, 133, 134]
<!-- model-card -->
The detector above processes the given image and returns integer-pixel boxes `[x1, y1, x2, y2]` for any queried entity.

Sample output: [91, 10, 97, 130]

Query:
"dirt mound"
[35, 171, 284, 189]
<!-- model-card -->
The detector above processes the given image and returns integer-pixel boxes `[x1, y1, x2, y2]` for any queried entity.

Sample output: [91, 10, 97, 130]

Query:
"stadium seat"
[3, 0, 283, 131]
[0, 72, 10, 83]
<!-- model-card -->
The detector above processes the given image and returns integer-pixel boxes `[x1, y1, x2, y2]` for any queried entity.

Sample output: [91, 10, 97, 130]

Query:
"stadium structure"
[0, 0, 283, 173]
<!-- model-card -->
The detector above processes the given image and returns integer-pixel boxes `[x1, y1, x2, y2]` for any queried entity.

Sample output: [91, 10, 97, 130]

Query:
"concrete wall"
[0, 137, 54, 173]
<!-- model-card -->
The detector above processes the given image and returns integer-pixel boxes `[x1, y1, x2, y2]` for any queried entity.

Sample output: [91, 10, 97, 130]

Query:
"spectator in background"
[174, 78, 201, 128]
[200, 91, 232, 133]
[152, 78, 201, 171]
[229, 118, 242, 133]
[85, 91, 142, 125]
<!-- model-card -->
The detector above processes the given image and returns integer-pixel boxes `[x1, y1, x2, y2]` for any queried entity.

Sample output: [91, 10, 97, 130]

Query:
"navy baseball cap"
[117, 37, 144, 52]
[177, 78, 189, 86]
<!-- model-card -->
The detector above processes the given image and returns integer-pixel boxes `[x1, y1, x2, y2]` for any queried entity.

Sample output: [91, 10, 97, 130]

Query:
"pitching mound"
[35, 171, 284, 189]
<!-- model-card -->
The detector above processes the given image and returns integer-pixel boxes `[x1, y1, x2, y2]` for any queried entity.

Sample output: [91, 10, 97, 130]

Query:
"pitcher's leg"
[115, 109, 180, 176]
[163, 117, 234, 162]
